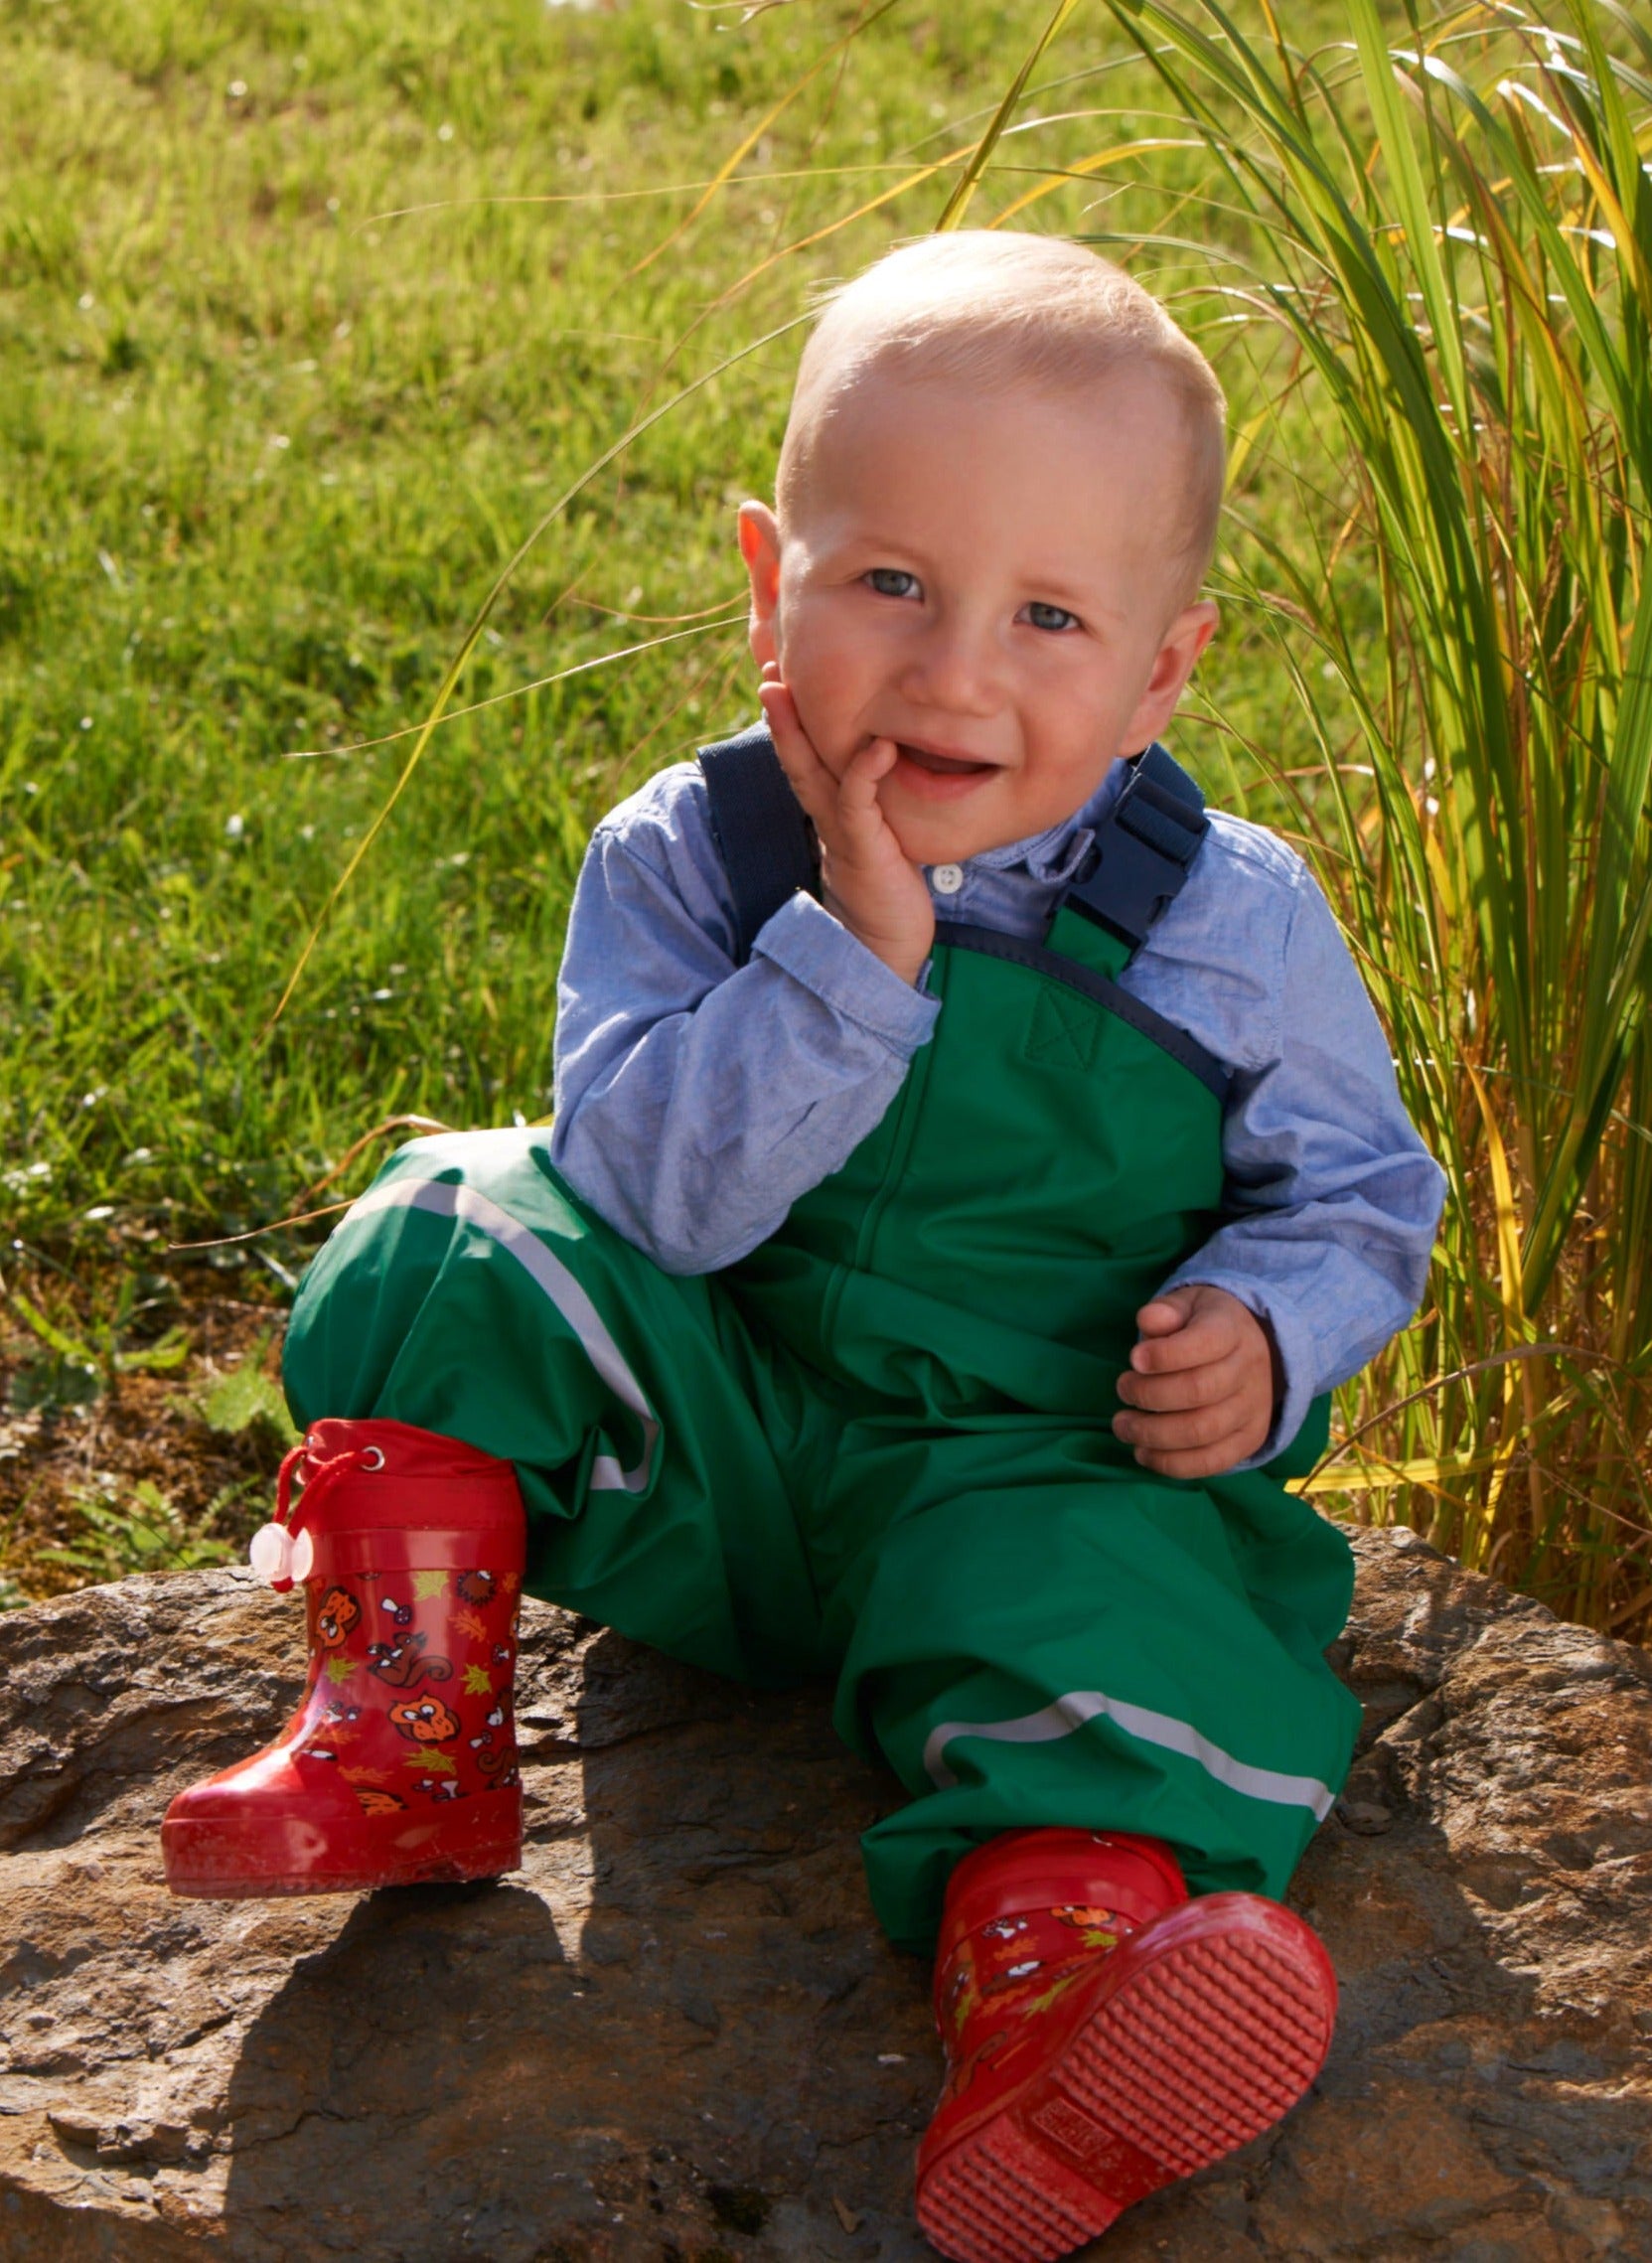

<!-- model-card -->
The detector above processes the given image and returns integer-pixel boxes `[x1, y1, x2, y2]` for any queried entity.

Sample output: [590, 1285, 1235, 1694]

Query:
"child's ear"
[1124, 598, 1219, 752]
[737, 501, 782, 671]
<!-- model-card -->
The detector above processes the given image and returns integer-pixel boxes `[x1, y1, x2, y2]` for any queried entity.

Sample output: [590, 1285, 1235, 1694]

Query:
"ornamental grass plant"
[1047, 0, 1652, 1635]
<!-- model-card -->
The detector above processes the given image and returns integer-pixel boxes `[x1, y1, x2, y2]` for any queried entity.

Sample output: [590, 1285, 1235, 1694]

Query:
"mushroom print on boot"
[161, 1419, 526, 1898]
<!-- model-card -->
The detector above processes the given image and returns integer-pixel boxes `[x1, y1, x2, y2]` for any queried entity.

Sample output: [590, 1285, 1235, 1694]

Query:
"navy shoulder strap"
[697, 723, 819, 967]
[697, 727, 1204, 968]
[1062, 742, 1209, 960]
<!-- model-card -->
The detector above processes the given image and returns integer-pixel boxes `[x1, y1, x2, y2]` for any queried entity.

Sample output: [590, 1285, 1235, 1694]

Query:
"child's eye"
[864, 567, 921, 600]
[1021, 600, 1081, 634]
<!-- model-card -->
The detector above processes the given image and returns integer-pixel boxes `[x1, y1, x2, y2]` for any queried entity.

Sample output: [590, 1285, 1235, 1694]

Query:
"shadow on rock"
[218, 1881, 573, 2262]
[215, 1616, 936, 2263]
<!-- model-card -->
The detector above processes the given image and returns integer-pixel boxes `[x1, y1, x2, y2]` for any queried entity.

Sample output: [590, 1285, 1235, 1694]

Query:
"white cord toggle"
[248, 1524, 314, 1588]
[248, 1523, 292, 1584]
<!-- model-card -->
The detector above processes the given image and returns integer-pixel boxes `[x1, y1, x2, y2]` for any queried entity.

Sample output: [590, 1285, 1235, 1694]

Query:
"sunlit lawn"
[6, 0, 1647, 1637]
[0, 0, 1356, 1252]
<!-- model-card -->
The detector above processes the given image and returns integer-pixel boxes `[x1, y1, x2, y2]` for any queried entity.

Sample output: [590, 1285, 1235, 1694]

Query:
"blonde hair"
[776, 231, 1227, 614]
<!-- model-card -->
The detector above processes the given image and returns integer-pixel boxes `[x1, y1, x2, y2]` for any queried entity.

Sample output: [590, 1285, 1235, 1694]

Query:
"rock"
[0, 1527, 1648, 2262]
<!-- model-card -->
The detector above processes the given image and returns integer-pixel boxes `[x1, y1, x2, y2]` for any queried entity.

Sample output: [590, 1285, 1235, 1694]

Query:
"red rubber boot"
[915, 1829, 1337, 2263]
[162, 1419, 526, 1898]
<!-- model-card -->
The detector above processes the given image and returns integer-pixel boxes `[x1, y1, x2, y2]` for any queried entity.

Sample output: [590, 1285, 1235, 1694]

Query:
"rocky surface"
[0, 1526, 1649, 2263]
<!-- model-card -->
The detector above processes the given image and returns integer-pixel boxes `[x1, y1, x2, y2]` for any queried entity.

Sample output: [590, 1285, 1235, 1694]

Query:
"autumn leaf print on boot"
[915, 1829, 1337, 2263]
[162, 1420, 526, 1898]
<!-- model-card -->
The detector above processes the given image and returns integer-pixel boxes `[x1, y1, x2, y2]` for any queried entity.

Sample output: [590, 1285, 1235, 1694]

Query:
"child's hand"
[759, 671, 936, 987]
[1112, 1284, 1280, 1478]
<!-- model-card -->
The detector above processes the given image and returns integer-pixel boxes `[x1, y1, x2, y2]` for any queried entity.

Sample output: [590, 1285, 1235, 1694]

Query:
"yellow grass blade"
[1297, 1445, 1508, 1495]
[986, 137, 1203, 226]
[936, 0, 1083, 231]
[1223, 394, 1275, 499]
[261, 315, 813, 1042]
[280, 616, 745, 764]
[1423, 824, 1458, 924]
[623, 0, 906, 282]
[1464, 1060, 1528, 1346]
[364, 165, 939, 227]
[683, 146, 976, 341]
[1296, 1453, 1504, 1522]
[1539, 60, 1652, 308]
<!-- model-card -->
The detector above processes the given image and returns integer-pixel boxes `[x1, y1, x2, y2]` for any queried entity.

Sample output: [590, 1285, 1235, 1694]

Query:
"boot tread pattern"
[916, 1924, 1331, 2263]
[917, 2121, 1115, 2263]
[1060, 1930, 1329, 2177]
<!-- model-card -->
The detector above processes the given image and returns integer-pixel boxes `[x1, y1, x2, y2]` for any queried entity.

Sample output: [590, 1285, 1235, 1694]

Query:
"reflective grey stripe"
[922, 1690, 1335, 1820]
[342, 1175, 660, 1495]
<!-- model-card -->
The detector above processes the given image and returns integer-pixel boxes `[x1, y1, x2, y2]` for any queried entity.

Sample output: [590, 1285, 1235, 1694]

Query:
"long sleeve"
[550, 765, 939, 1273]
[1150, 843, 1445, 1461]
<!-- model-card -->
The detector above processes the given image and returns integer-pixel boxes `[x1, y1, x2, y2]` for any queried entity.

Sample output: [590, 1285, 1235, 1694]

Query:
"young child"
[163, 233, 1444, 2261]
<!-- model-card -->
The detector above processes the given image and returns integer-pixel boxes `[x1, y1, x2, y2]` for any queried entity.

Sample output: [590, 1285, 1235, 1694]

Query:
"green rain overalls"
[283, 729, 1362, 1951]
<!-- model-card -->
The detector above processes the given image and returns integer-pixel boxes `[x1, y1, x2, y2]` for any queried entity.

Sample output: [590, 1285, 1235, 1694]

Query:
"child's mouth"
[892, 742, 998, 798]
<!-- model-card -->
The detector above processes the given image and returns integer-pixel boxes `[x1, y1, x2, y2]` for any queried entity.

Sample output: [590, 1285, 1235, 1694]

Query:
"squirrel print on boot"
[368, 1628, 455, 1689]
[316, 1587, 360, 1648]
[388, 1695, 462, 1745]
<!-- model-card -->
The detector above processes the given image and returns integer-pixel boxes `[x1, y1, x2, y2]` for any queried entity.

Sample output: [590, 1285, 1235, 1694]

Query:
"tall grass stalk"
[1076, 0, 1652, 1633]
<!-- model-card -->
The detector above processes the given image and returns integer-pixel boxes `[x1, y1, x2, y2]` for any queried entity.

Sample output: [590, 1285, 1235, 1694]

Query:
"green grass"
[0, 0, 1343, 1256]
[4, 0, 1649, 1637]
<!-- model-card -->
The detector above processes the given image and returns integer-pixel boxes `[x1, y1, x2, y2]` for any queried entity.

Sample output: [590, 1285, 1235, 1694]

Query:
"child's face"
[740, 368, 1218, 867]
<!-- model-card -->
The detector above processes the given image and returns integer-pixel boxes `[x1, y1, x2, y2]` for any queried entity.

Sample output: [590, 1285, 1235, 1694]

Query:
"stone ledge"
[1, 1528, 1648, 2261]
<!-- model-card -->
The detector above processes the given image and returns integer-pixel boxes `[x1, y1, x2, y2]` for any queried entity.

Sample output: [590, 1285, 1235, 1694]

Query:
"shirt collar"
[966, 754, 1134, 883]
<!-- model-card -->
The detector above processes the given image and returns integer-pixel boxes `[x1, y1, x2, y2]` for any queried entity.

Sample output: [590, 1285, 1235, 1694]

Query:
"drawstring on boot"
[248, 1436, 386, 1590]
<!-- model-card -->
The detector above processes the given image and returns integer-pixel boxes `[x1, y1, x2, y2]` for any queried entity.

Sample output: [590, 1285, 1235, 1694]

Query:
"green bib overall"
[284, 747, 1362, 1951]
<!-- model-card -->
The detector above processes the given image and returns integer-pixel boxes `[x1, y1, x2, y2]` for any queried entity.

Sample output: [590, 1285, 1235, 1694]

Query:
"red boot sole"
[162, 1787, 523, 1898]
[916, 1894, 1335, 2263]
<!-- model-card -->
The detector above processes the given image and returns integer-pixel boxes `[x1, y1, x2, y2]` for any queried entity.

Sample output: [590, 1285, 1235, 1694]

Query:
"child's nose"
[898, 619, 1002, 717]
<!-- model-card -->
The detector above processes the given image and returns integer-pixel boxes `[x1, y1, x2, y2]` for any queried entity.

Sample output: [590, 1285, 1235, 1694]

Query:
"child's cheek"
[774, 665, 841, 783]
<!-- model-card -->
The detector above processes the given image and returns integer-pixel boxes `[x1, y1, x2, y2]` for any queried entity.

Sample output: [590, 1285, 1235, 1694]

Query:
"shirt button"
[931, 863, 965, 897]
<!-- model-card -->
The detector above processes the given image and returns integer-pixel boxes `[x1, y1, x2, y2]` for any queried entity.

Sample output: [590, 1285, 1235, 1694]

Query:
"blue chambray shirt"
[551, 742, 1445, 1466]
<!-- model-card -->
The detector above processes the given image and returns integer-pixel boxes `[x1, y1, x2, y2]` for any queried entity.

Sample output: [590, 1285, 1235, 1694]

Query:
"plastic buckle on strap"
[1117, 766, 1206, 862]
[1063, 746, 1208, 958]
